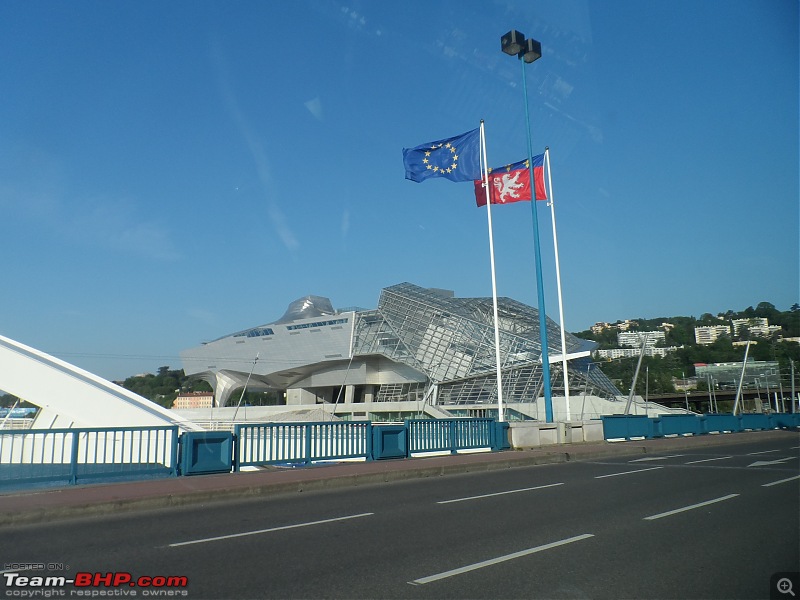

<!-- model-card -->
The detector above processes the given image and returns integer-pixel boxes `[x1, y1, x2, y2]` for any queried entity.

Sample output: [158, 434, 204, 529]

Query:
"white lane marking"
[595, 466, 663, 479]
[684, 456, 733, 465]
[408, 534, 595, 586]
[762, 475, 800, 487]
[168, 512, 374, 547]
[747, 457, 796, 468]
[747, 449, 781, 455]
[629, 454, 684, 462]
[437, 482, 564, 504]
[643, 494, 739, 521]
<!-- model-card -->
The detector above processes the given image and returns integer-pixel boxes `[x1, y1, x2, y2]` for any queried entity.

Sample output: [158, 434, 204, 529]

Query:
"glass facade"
[695, 361, 781, 390]
[353, 283, 621, 404]
[183, 281, 622, 409]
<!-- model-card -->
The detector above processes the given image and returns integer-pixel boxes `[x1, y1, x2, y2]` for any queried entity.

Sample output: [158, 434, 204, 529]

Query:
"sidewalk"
[1, 429, 795, 527]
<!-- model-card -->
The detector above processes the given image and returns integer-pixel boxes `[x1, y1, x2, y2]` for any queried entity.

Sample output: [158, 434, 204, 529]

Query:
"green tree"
[1, 394, 21, 408]
[573, 327, 617, 349]
[753, 302, 780, 322]
[121, 367, 205, 409]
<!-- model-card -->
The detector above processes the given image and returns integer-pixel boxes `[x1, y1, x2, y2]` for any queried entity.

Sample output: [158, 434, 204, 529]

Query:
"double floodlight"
[501, 30, 542, 64]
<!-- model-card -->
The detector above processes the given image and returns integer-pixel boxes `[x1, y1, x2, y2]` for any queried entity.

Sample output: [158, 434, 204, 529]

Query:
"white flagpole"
[544, 147, 571, 421]
[480, 120, 505, 422]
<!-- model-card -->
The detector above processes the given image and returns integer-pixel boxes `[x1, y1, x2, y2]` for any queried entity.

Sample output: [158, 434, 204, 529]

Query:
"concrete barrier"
[508, 421, 603, 449]
[581, 420, 605, 442]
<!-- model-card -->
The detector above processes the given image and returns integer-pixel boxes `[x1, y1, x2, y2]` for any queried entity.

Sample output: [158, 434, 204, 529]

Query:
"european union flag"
[402, 128, 481, 183]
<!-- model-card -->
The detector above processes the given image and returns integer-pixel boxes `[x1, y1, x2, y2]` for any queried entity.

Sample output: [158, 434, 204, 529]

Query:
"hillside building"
[617, 330, 666, 348]
[694, 325, 731, 345]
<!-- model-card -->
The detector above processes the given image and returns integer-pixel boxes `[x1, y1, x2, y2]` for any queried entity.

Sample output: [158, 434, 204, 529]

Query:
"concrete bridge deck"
[1, 429, 794, 527]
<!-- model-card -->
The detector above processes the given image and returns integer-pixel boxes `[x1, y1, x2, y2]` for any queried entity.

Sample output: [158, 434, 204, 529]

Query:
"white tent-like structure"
[0, 334, 200, 431]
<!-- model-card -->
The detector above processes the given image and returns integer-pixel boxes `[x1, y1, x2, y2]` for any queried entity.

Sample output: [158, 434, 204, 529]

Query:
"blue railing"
[3, 413, 795, 488]
[234, 421, 372, 470]
[406, 418, 497, 454]
[2, 419, 505, 487]
[0, 426, 179, 489]
[601, 412, 800, 440]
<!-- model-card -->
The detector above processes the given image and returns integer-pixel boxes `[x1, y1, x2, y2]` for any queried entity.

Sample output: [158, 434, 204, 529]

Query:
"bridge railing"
[406, 418, 497, 454]
[0, 426, 179, 489]
[601, 412, 800, 440]
[1, 418, 511, 487]
[234, 421, 372, 470]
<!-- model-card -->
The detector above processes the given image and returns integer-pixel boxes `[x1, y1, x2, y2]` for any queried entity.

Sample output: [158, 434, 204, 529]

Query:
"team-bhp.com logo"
[3, 571, 189, 597]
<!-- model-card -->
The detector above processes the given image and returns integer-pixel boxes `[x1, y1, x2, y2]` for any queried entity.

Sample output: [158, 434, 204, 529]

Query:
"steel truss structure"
[353, 283, 620, 405]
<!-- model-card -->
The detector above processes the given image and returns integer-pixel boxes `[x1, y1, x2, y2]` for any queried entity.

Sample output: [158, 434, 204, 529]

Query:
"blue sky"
[1, 0, 797, 382]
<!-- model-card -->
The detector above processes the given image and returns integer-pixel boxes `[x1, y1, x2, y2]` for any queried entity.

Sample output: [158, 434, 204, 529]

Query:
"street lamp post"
[501, 29, 554, 423]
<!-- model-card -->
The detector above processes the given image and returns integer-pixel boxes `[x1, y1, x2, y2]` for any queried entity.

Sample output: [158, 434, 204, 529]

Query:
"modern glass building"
[181, 282, 621, 418]
[694, 360, 781, 390]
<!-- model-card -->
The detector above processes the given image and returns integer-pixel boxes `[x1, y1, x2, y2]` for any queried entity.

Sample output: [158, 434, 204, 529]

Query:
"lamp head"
[501, 30, 525, 56]
[521, 38, 542, 63]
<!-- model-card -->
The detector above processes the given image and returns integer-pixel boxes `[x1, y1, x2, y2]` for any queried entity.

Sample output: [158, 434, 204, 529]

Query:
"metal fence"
[406, 418, 497, 454]
[234, 421, 372, 469]
[2, 419, 507, 488]
[0, 426, 179, 489]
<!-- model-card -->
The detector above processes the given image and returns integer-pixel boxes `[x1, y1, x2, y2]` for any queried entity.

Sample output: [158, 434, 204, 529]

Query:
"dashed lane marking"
[168, 512, 374, 547]
[595, 466, 663, 479]
[761, 475, 800, 487]
[643, 494, 739, 521]
[684, 456, 733, 465]
[409, 534, 595, 585]
[437, 482, 564, 504]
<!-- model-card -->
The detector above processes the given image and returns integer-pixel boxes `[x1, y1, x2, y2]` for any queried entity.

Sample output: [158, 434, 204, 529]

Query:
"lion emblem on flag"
[492, 171, 525, 203]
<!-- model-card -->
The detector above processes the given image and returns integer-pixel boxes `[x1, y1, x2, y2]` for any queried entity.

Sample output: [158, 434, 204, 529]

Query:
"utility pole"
[682, 371, 689, 413]
[733, 341, 751, 416]
[625, 333, 649, 415]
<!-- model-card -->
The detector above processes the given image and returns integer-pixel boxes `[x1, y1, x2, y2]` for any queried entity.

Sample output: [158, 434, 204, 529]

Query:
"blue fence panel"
[493, 421, 511, 450]
[656, 414, 703, 437]
[771, 413, 800, 429]
[740, 414, 772, 431]
[405, 418, 495, 454]
[702, 413, 741, 433]
[308, 421, 371, 461]
[180, 431, 234, 475]
[601, 415, 654, 440]
[0, 429, 74, 487]
[455, 418, 494, 450]
[602, 411, 800, 440]
[0, 426, 179, 489]
[73, 427, 179, 483]
[372, 424, 406, 459]
[234, 421, 371, 470]
[406, 419, 451, 453]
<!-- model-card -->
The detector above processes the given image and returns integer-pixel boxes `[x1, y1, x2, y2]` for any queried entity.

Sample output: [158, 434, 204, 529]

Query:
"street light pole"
[501, 29, 554, 423]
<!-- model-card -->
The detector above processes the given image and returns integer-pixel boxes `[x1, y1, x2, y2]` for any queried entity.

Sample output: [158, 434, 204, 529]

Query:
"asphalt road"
[2, 434, 798, 599]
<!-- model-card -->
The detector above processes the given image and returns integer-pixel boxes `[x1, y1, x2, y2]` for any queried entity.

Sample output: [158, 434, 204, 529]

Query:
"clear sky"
[1, 0, 797, 382]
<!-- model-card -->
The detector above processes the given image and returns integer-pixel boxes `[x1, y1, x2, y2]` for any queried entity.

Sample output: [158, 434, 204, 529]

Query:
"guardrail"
[601, 412, 800, 440]
[0, 426, 179, 489]
[233, 419, 506, 471]
[234, 421, 372, 470]
[406, 418, 501, 454]
[1, 418, 510, 487]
